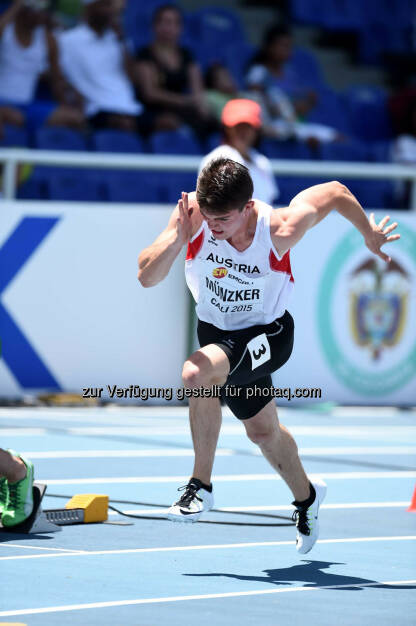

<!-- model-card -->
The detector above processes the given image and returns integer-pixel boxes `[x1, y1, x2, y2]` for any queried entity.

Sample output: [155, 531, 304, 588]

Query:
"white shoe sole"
[167, 511, 201, 523]
[296, 479, 327, 554]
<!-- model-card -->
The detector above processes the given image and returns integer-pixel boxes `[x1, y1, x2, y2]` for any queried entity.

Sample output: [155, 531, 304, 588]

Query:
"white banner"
[0, 202, 188, 400]
[273, 211, 416, 405]
[1, 203, 415, 405]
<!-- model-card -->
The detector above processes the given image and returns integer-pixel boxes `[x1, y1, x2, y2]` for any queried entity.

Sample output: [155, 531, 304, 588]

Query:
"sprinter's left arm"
[271, 181, 400, 262]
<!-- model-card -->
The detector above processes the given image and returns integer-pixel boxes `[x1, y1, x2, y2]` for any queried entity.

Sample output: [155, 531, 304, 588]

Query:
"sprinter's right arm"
[138, 192, 194, 288]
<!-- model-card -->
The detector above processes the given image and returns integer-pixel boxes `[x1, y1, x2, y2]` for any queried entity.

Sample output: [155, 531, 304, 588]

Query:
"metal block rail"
[44, 508, 86, 525]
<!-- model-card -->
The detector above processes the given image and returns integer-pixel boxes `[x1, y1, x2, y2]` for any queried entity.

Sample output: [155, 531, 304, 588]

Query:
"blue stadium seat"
[191, 41, 227, 71]
[367, 141, 393, 163]
[34, 127, 88, 151]
[343, 87, 393, 141]
[190, 7, 246, 48]
[348, 179, 394, 209]
[123, 0, 169, 48]
[149, 129, 202, 155]
[222, 41, 255, 89]
[290, 48, 326, 89]
[91, 130, 145, 153]
[160, 172, 198, 203]
[261, 139, 316, 160]
[277, 176, 327, 204]
[362, 0, 413, 31]
[17, 178, 47, 200]
[306, 87, 352, 135]
[204, 133, 222, 153]
[319, 139, 369, 162]
[47, 170, 104, 201]
[105, 171, 162, 203]
[0, 124, 28, 147]
[319, 0, 363, 31]
[290, 0, 325, 25]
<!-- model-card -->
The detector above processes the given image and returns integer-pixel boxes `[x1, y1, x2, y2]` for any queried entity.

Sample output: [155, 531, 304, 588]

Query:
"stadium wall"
[1, 202, 415, 405]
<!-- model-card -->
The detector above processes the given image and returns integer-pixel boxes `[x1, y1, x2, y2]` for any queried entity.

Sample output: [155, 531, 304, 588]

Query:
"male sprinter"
[138, 158, 400, 553]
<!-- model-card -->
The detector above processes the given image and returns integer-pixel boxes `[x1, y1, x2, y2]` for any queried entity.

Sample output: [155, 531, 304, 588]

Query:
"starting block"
[0, 483, 108, 534]
[59, 493, 108, 524]
[0, 483, 61, 534]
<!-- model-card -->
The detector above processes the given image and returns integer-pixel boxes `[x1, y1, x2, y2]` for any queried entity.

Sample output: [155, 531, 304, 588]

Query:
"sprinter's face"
[199, 205, 250, 239]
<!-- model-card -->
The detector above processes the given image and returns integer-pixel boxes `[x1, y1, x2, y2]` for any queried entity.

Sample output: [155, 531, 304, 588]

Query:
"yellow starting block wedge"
[65, 494, 109, 523]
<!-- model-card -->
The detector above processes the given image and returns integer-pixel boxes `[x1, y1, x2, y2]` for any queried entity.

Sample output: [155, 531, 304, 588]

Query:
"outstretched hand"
[365, 213, 400, 263]
[176, 191, 193, 246]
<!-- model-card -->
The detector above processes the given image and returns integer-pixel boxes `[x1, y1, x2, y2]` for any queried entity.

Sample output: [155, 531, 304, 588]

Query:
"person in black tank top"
[134, 5, 218, 140]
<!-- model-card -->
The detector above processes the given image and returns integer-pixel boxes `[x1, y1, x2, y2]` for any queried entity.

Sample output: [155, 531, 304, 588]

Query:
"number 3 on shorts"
[247, 333, 271, 370]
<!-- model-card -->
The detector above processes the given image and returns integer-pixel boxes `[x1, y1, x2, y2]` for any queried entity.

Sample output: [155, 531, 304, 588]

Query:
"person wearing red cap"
[199, 98, 279, 206]
[138, 158, 400, 553]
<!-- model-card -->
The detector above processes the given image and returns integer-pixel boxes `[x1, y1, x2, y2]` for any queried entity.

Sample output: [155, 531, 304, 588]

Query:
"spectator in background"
[200, 99, 279, 206]
[204, 63, 240, 121]
[58, 0, 144, 132]
[246, 25, 340, 144]
[134, 4, 217, 139]
[0, 0, 84, 131]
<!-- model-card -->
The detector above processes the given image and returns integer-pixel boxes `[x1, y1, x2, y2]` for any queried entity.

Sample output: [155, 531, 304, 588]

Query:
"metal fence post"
[3, 158, 17, 200]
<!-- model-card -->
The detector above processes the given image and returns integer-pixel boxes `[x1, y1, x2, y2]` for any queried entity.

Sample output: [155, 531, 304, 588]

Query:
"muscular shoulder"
[253, 199, 286, 229]
[267, 203, 292, 256]
[269, 204, 289, 232]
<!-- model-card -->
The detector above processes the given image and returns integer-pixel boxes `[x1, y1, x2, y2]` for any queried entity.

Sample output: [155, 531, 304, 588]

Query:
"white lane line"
[67, 426, 416, 437]
[0, 428, 48, 436]
[332, 407, 404, 417]
[1, 579, 415, 617]
[41, 471, 416, 485]
[1, 536, 415, 562]
[106, 502, 410, 516]
[3, 425, 416, 438]
[298, 446, 416, 456]
[21, 449, 234, 459]
[20, 446, 416, 459]
[0, 406, 197, 419]
[220, 501, 411, 512]
[3, 405, 413, 420]
[0, 544, 87, 553]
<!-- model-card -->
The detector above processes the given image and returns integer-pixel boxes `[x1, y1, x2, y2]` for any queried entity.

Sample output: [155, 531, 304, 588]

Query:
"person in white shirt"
[246, 25, 340, 144]
[0, 0, 84, 131]
[58, 0, 144, 132]
[199, 98, 279, 205]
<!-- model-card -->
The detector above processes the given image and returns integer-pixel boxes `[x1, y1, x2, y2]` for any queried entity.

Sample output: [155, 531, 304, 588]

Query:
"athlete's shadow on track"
[184, 560, 416, 591]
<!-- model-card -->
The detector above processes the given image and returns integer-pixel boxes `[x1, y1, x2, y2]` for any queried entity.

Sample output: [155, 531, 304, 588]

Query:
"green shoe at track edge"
[1, 454, 34, 527]
[0, 477, 8, 515]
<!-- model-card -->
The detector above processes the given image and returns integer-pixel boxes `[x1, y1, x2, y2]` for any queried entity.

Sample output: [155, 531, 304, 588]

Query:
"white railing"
[1, 148, 415, 208]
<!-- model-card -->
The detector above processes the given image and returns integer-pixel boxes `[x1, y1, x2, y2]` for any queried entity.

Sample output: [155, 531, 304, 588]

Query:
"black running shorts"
[197, 310, 294, 420]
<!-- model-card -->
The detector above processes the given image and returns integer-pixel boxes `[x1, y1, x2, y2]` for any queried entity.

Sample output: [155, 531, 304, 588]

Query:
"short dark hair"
[264, 24, 292, 46]
[152, 4, 183, 25]
[197, 158, 253, 214]
[250, 23, 292, 65]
